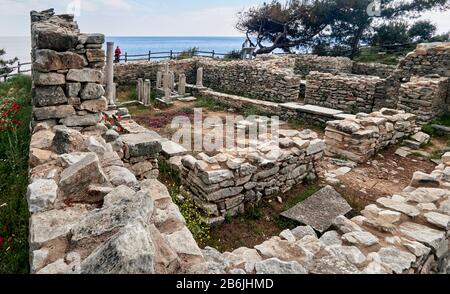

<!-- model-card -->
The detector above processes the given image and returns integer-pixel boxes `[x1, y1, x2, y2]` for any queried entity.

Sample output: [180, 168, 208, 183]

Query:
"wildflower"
[0, 236, 4, 249]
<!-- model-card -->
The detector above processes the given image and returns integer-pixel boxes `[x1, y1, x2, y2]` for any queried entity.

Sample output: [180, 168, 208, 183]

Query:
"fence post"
[212, 50, 215, 59]
[17, 61, 21, 75]
[148, 51, 151, 61]
[170, 50, 173, 60]
[125, 52, 128, 63]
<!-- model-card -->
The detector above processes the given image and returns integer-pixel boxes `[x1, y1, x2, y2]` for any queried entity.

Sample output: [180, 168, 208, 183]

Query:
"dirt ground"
[317, 145, 437, 211]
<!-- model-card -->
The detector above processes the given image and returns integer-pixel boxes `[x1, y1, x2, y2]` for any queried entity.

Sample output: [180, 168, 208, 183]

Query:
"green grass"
[0, 75, 32, 274]
[355, 45, 414, 65]
[194, 96, 228, 111]
[177, 47, 198, 60]
[422, 112, 450, 140]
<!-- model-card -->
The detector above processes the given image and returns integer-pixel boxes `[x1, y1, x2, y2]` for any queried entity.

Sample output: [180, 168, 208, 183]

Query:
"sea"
[0, 36, 247, 64]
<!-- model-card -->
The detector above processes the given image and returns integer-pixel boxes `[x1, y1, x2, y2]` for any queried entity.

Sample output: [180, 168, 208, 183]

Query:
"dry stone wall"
[397, 76, 449, 123]
[324, 108, 420, 163]
[179, 128, 325, 224]
[197, 57, 302, 102]
[190, 157, 450, 274]
[294, 55, 353, 76]
[352, 62, 397, 79]
[305, 71, 388, 114]
[31, 9, 107, 129]
[27, 9, 205, 275]
[398, 42, 450, 80]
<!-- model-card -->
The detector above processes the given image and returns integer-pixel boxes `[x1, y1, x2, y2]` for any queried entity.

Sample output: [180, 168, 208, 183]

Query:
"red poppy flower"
[0, 236, 5, 249]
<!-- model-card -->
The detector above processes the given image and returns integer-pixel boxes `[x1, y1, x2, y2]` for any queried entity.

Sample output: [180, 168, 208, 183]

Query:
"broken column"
[170, 72, 175, 92]
[178, 74, 186, 96]
[156, 71, 162, 89]
[196, 67, 204, 87]
[137, 78, 143, 102]
[143, 79, 151, 106]
[105, 42, 115, 107]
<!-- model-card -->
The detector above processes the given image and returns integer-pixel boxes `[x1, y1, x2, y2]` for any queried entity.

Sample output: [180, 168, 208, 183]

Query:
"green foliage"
[194, 96, 228, 111]
[272, 215, 298, 230]
[0, 49, 19, 76]
[243, 205, 263, 220]
[238, 0, 450, 57]
[177, 47, 198, 60]
[408, 20, 437, 42]
[0, 75, 32, 273]
[224, 50, 241, 60]
[371, 22, 410, 46]
[422, 112, 450, 138]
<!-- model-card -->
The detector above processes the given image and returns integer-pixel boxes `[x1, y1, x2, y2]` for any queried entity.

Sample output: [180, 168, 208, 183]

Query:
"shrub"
[177, 47, 198, 60]
[0, 75, 32, 274]
[224, 50, 241, 60]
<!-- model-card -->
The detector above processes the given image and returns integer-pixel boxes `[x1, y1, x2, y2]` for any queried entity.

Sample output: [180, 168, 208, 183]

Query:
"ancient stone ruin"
[26, 9, 450, 274]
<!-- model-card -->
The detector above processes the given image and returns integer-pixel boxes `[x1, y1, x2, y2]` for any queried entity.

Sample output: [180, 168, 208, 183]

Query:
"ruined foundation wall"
[397, 76, 449, 123]
[352, 62, 397, 79]
[398, 42, 450, 80]
[179, 131, 325, 224]
[197, 57, 302, 103]
[294, 55, 354, 76]
[305, 71, 388, 114]
[324, 108, 420, 163]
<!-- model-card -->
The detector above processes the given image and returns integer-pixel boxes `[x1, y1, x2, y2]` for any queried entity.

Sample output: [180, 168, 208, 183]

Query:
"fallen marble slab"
[281, 186, 352, 233]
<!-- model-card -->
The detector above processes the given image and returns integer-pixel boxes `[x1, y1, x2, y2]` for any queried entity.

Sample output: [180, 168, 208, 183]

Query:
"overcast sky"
[0, 0, 449, 37]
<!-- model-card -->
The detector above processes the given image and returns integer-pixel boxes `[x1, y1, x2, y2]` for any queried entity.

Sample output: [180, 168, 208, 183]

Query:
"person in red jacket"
[114, 46, 122, 63]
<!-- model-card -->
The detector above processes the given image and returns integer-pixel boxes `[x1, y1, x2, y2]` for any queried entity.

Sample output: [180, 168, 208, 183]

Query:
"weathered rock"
[327, 245, 366, 265]
[33, 49, 86, 72]
[410, 171, 440, 188]
[29, 148, 55, 168]
[281, 186, 352, 233]
[160, 140, 188, 158]
[37, 253, 81, 274]
[30, 130, 55, 149]
[188, 262, 226, 274]
[279, 229, 297, 242]
[254, 258, 307, 274]
[66, 82, 81, 97]
[377, 247, 416, 274]
[31, 248, 49, 273]
[121, 133, 162, 158]
[199, 170, 234, 185]
[59, 153, 109, 202]
[34, 105, 75, 120]
[105, 129, 120, 143]
[33, 23, 78, 51]
[376, 197, 420, 217]
[66, 69, 103, 83]
[80, 224, 155, 274]
[80, 96, 108, 112]
[291, 226, 317, 240]
[52, 127, 85, 154]
[342, 231, 379, 247]
[399, 222, 447, 255]
[164, 227, 205, 268]
[85, 136, 106, 155]
[423, 212, 450, 230]
[86, 49, 105, 62]
[29, 206, 88, 249]
[320, 231, 343, 246]
[61, 113, 102, 127]
[71, 190, 153, 242]
[310, 254, 360, 274]
[33, 72, 66, 86]
[407, 188, 449, 203]
[80, 83, 105, 100]
[104, 166, 138, 188]
[27, 179, 58, 213]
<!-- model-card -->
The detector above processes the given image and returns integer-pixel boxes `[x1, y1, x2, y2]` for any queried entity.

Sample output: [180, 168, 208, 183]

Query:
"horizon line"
[0, 35, 246, 38]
